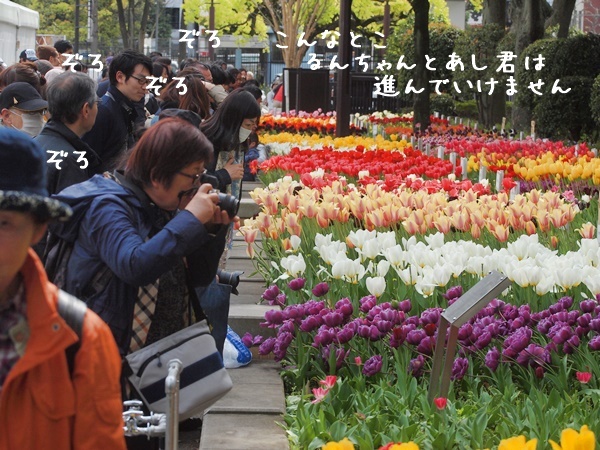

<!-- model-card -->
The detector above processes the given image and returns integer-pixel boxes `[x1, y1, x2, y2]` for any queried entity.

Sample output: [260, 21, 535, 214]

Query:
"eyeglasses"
[178, 169, 207, 186]
[130, 74, 151, 86]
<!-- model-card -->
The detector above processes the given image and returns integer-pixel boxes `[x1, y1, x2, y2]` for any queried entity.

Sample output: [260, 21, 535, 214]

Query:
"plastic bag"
[223, 325, 252, 369]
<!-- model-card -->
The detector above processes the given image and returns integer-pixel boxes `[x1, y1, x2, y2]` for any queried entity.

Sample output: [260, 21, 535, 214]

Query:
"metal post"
[335, 0, 352, 137]
[155, 0, 159, 53]
[208, 0, 215, 60]
[74, 0, 80, 53]
[165, 359, 183, 450]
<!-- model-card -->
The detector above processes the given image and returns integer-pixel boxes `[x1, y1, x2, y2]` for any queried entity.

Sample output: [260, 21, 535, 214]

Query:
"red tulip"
[576, 371, 592, 384]
[434, 397, 448, 410]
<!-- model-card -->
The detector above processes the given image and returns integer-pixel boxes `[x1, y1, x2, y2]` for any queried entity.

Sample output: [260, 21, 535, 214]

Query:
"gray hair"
[46, 72, 96, 124]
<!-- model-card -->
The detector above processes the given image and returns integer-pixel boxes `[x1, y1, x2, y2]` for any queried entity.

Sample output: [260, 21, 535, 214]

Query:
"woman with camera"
[48, 118, 237, 356]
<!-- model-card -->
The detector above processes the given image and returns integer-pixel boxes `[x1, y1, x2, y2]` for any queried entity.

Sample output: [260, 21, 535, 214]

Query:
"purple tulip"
[474, 331, 492, 350]
[313, 327, 335, 348]
[322, 311, 344, 327]
[379, 308, 399, 324]
[485, 347, 500, 371]
[578, 313, 592, 327]
[408, 355, 426, 377]
[273, 293, 287, 307]
[335, 325, 355, 344]
[589, 335, 600, 351]
[559, 296, 574, 310]
[516, 344, 549, 367]
[375, 319, 393, 334]
[488, 299, 505, 315]
[241, 332, 263, 348]
[362, 355, 383, 376]
[552, 311, 569, 324]
[279, 319, 296, 335]
[258, 337, 276, 355]
[335, 298, 354, 317]
[451, 357, 468, 381]
[549, 324, 572, 345]
[590, 318, 600, 333]
[321, 344, 348, 370]
[312, 282, 329, 297]
[420, 308, 442, 326]
[537, 318, 552, 334]
[518, 305, 531, 322]
[580, 299, 597, 314]
[567, 310, 580, 325]
[300, 315, 322, 332]
[262, 309, 284, 327]
[283, 304, 305, 321]
[417, 336, 435, 355]
[288, 277, 306, 291]
[563, 335, 580, 354]
[443, 285, 463, 301]
[262, 285, 280, 302]
[398, 299, 412, 313]
[510, 316, 526, 331]
[359, 295, 377, 313]
[406, 329, 427, 346]
[304, 300, 326, 315]
[502, 304, 519, 320]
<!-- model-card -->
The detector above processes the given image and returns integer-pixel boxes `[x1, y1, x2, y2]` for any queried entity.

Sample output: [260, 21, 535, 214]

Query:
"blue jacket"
[49, 174, 227, 354]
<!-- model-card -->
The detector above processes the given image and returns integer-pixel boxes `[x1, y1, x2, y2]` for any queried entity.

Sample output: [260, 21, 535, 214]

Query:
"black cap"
[0, 82, 48, 112]
[19, 49, 38, 62]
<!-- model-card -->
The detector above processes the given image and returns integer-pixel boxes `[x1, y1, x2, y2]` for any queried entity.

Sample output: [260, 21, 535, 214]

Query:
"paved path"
[179, 182, 289, 450]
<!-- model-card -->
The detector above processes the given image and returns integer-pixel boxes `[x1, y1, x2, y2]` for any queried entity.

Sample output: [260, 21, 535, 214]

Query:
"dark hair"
[156, 57, 172, 67]
[209, 64, 227, 85]
[179, 58, 198, 71]
[227, 68, 239, 79]
[54, 40, 73, 54]
[242, 85, 262, 101]
[242, 79, 260, 88]
[200, 89, 261, 156]
[47, 72, 96, 124]
[159, 69, 211, 119]
[0, 63, 45, 94]
[37, 45, 59, 61]
[125, 118, 213, 188]
[149, 51, 163, 59]
[152, 62, 167, 78]
[108, 49, 153, 85]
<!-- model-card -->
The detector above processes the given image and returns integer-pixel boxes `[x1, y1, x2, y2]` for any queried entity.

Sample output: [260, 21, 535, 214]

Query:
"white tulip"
[280, 254, 306, 277]
[366, 276, 386, 297]
[290, 235, 301, 251]
[377, 260, 391, 277]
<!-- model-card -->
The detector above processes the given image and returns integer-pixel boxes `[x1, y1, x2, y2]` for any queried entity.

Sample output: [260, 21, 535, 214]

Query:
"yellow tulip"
[322, 437, 355, 450]
[549, 425, 595, 450]
[498, 435, 538, 450]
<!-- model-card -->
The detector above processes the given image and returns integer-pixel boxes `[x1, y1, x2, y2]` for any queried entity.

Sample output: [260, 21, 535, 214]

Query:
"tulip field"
[240, 111, 600, 450]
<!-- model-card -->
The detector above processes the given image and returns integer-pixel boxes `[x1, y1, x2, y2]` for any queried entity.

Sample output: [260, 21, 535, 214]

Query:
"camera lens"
[217, 192, 239, 219]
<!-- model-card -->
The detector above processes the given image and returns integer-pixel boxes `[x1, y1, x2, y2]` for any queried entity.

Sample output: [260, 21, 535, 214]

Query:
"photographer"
[48, 118, 237, 356]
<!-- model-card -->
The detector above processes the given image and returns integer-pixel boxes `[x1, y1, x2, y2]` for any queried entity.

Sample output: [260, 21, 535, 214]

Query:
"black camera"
[217, 269, 244, 295]
[200, 173, 240, 219]
[178, 172, 240, 219]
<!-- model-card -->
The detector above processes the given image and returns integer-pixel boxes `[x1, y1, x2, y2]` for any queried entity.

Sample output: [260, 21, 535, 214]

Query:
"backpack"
[57, 289, 87, 376]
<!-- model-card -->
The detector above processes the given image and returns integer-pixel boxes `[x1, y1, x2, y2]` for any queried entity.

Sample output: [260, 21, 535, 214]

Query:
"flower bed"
[243, 111, 600, 449]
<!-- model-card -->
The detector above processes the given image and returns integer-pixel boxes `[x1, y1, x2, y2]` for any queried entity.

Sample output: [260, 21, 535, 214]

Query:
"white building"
[0, 0, 39, 65]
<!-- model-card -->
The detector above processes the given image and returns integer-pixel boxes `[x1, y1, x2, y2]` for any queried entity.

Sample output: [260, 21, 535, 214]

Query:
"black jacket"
[82, 85, 138, 173]
[35, 119, 101, 196]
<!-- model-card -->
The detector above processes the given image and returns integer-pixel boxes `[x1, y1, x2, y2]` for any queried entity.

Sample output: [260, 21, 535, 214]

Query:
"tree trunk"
[412, 0, 430, 132]
[545, 0, 576, 38]
[510, 0, 549, 131]
[138, 0, 152, 52]
[483, 0, 506, 26]
[481, 2, 507, 128]
[129, 0, 136, 49]
[116, 0, 130, 48]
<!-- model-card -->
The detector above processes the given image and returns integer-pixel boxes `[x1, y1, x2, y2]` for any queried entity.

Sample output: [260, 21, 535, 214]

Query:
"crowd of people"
[0, 42, 274, 449]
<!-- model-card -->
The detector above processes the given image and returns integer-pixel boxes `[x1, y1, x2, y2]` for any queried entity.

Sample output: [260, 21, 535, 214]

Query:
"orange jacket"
[0, 249, 126, 450]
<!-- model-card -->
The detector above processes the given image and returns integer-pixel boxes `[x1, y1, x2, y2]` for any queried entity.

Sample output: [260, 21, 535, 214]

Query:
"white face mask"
[10, 110, 45, 137]
[239, 126, 252, 143]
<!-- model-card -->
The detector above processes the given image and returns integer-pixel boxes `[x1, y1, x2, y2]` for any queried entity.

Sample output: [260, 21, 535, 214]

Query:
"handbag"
[124, 320, 233, 421]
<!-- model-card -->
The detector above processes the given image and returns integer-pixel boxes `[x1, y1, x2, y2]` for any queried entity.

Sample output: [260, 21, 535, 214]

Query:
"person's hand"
[224, 157, 244, 181]
[184, 183, 220, 224]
